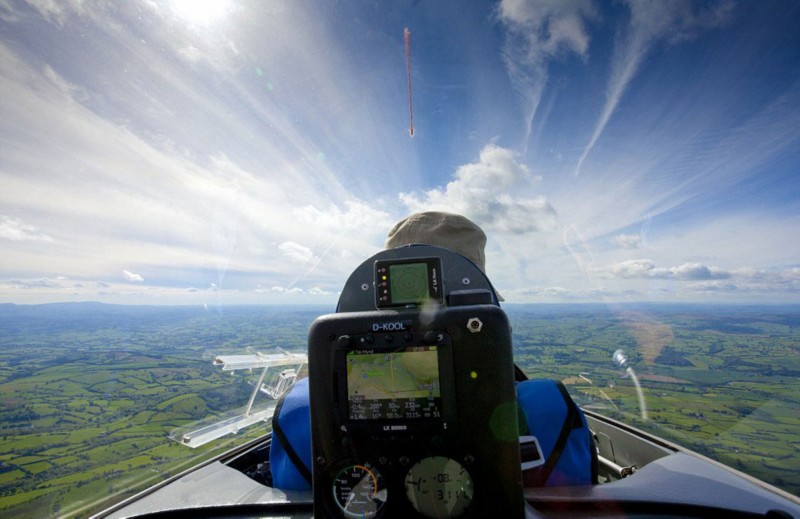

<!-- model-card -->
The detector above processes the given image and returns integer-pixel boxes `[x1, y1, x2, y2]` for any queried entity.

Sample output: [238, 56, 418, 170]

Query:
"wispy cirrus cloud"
[497, 0, 598, 147]
[1, 1, 798, 306]
[615, 233, 642, 249]
[574, 0, 734, 175]
[0, 12, 389, 300]
[0, 215, 54, 242]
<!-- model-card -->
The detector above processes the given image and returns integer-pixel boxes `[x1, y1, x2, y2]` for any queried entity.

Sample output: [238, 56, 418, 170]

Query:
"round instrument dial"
[332, 463, 387, 518]
[404, 456, 474, 518]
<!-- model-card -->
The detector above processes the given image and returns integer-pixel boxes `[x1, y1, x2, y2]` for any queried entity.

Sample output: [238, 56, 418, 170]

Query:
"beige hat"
[385, 212, 503, 301]
[385, 211, 487, 271]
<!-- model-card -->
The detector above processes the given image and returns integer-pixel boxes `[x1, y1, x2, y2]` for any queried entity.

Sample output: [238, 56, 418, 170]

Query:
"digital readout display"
[346, 346, 442, 421]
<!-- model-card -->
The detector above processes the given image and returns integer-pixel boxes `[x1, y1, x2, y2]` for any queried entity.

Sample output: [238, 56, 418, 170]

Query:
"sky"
[0, 0, 799, 305]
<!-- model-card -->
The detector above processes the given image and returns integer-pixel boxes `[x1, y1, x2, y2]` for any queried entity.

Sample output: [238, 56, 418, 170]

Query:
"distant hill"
[0, 302, 331, 336]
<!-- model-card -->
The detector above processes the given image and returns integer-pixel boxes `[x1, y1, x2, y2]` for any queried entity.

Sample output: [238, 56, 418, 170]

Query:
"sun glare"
[170, 0, 232, 25]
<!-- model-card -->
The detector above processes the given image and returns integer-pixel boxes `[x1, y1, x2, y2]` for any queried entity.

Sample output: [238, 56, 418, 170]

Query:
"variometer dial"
[332, 463, 387, 518]
[404, 456, 474, 518]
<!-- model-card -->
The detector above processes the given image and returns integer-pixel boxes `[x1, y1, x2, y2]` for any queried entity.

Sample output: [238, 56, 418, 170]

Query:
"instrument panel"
[309, 247, 522, 518]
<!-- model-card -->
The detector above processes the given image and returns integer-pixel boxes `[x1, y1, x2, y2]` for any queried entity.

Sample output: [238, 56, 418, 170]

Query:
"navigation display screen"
[346, 346, 442, 421]
[375, 257, 442, 308]
[389, 262, 429, 304]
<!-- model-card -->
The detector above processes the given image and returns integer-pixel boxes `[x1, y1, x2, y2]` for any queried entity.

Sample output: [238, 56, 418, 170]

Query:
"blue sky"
[0, 0, 799, 305]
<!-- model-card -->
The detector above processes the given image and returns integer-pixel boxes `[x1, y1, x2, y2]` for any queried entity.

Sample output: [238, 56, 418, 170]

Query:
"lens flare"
[170, 0, 232, 25]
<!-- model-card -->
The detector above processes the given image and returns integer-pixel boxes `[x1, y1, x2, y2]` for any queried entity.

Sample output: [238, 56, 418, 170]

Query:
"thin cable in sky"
[405, 27, 414, 137]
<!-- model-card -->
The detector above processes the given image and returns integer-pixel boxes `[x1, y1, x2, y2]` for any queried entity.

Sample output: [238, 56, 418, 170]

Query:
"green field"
[0, 303, 798, 517]
[0, 304, 322, 518]
[506, 304, 800, 494]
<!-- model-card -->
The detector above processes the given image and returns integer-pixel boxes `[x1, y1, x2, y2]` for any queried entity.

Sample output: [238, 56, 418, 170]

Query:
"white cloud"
[307, 286, 333, 296]
[506, 285, 571, 299]
[627, 0, 735, 46]
[734, 267, 800, 283]
[670, 262, 728, 280]
[269, 285, 335, 297]
[497, 0, 597, 145]
[0, 1, 795, 307]
[604, 259, 731, 280]
[726, 267, 800, 296]
[278, 241, 316, 263]
[271, 286, 303, 295]
[399, 144, 556, 234]
[0, 275, 323, 305]
[18, 0, 73, 25]
[575, 0, 734, 174]
[615, 233, 642, 249]
[598, 259, 800, 295]
[498, 0, 594, 56]
[0, 34, 377, 290]
[609, 259, 655, 279]
[0, 216, 54, 242]
[1, 277, 62, 289]
[293, 200, 392, 235]
[122, 270, 144, 283]
[687, 280, 739, 292]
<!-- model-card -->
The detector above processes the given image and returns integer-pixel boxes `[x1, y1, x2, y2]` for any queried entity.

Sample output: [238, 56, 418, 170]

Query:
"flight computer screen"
[375, 257, 442, 308]
[389, 262, 428, 304]
[346, 346, 442, 421]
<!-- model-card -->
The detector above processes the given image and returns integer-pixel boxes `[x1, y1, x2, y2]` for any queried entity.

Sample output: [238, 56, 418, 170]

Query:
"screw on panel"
[462, 277, 471, 285]
[361, 283, 369, 291]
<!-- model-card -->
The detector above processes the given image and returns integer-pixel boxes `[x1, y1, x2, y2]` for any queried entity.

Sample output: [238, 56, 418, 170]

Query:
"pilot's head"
[385, 211, 486, 271]
[385, 210, 503, 301]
